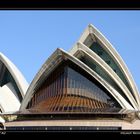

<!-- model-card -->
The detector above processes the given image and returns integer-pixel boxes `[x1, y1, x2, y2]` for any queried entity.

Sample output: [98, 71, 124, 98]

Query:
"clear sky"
[0, 10, 140, 93]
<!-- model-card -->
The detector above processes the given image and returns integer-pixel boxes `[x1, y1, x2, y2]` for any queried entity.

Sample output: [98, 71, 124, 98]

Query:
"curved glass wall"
[27, 60, 121, 113]
[89, 41, 133, 96]
[79, 55, 133, 107]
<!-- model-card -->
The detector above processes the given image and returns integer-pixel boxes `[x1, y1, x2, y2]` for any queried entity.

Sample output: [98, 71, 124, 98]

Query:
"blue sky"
[0, 10, 140, 92]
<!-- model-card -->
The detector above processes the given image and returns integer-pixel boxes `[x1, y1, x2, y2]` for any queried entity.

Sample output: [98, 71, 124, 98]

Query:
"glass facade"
[89, 41, 133, 95]
[79, 55, 133, 107]
[27, 60, 121, 113]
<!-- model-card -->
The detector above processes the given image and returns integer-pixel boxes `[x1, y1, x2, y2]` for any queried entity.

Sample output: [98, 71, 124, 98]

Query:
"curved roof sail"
[0, 53, 28, 113]
[70, 24, 140, 109]
[71, 43, 138, 109]
[20, 24, 140, 112]
[20, 48, 134, 111]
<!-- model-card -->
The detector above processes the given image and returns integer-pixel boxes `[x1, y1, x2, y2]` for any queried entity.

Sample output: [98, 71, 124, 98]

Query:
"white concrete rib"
[69, 24, 140, 109]
[89, 24, 140, 108]
[71, 42, 138, 110]
[0, 53, 28, 97]
[0, 53, 28, 115]
[20, 48, 134, 110]
[20, 24, 140, 111]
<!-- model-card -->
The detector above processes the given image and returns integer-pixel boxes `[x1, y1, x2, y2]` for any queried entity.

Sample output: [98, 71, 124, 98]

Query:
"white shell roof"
[20, 24, 140, 111]
[0, 52, 28, 113]
[0, 53, 28, 97]
[20, 48, 135, 110]
[70, 24, 140, 110]
[71, 43, 138, 109]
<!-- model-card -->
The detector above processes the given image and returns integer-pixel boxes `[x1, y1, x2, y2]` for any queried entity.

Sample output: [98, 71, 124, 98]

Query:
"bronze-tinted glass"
[27, 60, 121, 112]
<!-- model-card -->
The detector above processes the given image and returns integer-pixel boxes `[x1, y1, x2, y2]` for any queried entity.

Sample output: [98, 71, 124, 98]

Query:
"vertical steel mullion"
[53, 71, 61, 112]
[77, 75, 80, 110]
[50, 71, 58, 112]
[80, 79, 83, 112]
[57, 69, 64, 111]
[53, 77, 58, 111]
[72, 76, 76, 111]
[79, 79, 83, 112]
[62, 72, 65, 112]
[64, 67, 68, 111]
[52, 73, 58, 111]
[90, 99, 94, 111]
[67, 68, 71, 111]
[57, 72, 61, 111]
[87, 98, 91, 112]
[49, 75, 54, 111]
[83, 80, 86, 110]
[69, 78, 73, 112]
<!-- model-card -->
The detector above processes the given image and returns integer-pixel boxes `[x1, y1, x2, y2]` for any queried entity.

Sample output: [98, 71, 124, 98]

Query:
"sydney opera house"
[0, 24, 140, 131]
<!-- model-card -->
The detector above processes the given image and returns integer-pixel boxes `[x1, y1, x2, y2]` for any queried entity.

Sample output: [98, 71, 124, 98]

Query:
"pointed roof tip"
[88, 24, 98, 30]
[56, 47, 60, 50]
[56, 48, 66, 54]
[0, 52, 11, 60]
[88, 23, 96, 29]
[0, 52, 4, 56]
[0, 52, 9, 61]
[87, 24, 98, 34]
[88, 23, 93, 27]
[56, 47, 63, 51]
